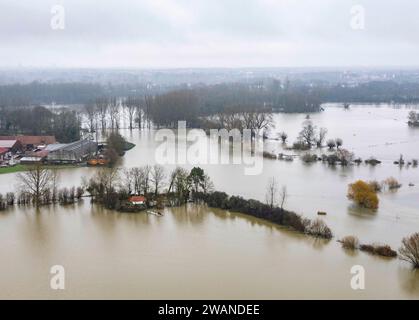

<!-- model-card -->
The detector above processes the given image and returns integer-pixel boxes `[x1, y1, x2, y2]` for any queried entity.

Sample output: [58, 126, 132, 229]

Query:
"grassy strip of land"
[0, 164, 80, 175]
[0, 164, 28, 175]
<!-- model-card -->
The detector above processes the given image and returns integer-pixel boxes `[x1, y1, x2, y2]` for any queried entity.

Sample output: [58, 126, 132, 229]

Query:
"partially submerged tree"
[316, 128, 328, 148]
[326, 139, 336, 150]
[298, 120, 317, 147]
[151, 164, 166, 196]
[279, 131, 288, 143]
[17, 165, 55, 208]
[399, 232, 419, 268]
[265, 177, 278, 209]
[347, 180, 379, 210]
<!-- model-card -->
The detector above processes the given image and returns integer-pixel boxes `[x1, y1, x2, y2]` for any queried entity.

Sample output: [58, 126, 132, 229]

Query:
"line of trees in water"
[3, 79, 419, 107]
[1, 164, 418, 268]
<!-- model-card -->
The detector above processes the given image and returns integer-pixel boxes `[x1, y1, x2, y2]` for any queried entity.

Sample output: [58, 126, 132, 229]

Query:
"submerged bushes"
[198, 191, 332, 239]
[306, 219, 333, 239]
[340, 236, 359, 250]
[359, 243, 397, 258]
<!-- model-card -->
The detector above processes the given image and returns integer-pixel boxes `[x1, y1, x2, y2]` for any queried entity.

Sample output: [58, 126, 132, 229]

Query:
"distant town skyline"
[1, 0, 419, 68]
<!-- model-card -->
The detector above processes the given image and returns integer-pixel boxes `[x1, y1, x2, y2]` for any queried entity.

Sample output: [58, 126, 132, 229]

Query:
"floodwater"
[0, 104, 418, 299]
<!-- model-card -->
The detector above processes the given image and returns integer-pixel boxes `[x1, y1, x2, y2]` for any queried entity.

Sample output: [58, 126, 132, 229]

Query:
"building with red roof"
[0, 147, 8, 161]
[128, 195, 147, 205]
[0, 135, 56, 150]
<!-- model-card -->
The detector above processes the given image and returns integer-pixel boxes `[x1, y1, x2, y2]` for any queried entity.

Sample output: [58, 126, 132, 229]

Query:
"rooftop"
[0, 140, 18, 148]
[0, 135, 56, 146]
[128, 196, 146, 203]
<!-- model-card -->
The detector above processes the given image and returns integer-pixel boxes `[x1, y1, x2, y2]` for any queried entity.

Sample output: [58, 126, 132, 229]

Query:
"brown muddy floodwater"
[0, 105, 418, 299]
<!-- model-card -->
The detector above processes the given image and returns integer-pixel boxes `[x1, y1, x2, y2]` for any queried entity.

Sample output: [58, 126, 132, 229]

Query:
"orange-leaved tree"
[347, 180, 379, 210]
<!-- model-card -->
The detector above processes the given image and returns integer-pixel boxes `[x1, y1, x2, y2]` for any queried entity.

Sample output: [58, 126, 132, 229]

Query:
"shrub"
[347, 180, 379, 209]
[302, 153, 318, 163]
[306, 218, 333, 239]
[368, 180, 383, 192]
[263, 151, 277, 159]
[399, 233, 419, 268]
[341, 236, 359, 250]
[365, 157, 381, 165]
[360, 243, 397, 258]
[384, 177, 402, 190]
[374, 245, 397, 258]
[282, 211, 306, 233]
[292, 141, 311, 151]
[326, 139, 336, 150]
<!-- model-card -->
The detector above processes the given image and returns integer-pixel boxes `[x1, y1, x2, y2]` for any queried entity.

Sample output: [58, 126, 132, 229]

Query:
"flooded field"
[0, 104, 418, 299]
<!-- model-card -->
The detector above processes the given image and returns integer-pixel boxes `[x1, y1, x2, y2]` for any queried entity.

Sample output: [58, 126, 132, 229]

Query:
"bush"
[292, 141, 310, 151]
[368, 180, 383, 192]
[365, 157, 381, 165]
[263, 151, 277, 159]
[384, 177, 402, 190]
[301, 153, 318, 163]
[341, 236, 359, 250]
[306, 218, 333, 239]
[399, 233, 419, 268]
[374, 245, 397, 258]
[347, 180, 379, 209]
[360, 243, 397, 258]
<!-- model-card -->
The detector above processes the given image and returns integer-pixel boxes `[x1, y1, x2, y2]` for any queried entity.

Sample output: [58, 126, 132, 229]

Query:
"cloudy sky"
[1, 0, 418, 68]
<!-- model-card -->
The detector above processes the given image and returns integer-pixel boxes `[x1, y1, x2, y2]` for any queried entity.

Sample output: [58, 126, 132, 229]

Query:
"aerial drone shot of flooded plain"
[1, 1, 419, 302]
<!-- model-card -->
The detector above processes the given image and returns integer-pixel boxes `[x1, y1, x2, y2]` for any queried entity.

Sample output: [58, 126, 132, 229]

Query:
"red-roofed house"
[128, 195, 147, 205]
[0, 140, 23, 153]
[0, 147, 8, 161]
[0, 136, 56, 150]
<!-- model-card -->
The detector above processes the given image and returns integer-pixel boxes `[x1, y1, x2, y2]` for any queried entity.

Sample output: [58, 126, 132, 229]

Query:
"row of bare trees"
[2, 165, 85, 208]
[84, 96, 153, 133]
[207, 105, 274, 136]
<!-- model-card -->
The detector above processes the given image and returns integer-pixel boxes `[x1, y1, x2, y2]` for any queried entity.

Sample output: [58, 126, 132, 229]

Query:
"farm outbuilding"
[47, 139, 98, 163]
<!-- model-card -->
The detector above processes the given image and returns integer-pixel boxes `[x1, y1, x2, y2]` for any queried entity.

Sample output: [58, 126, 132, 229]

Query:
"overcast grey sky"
[1, 0, 418, 68]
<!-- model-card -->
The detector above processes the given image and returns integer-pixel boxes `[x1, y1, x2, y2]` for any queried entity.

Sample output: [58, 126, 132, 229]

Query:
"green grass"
[0, 164, 28, 175]
[0, 163, 80, 175]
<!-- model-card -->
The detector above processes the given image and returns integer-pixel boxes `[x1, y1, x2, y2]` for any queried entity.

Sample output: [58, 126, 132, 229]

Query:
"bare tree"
[151, 164, 166, 196]
[279, 185, 287, 209]
[141, 165, 152, 195]
[265, 177, 278, 209]
[399, 232, 419, 268]
[96, 97, 108, 131]
[298, 120, 317, 147]
[131, 167, 144, 195]
[279, 131, 288, 143]
[122, 168, 134, 195]
[84, 103, 97, 134]
[316, 127, 328, 148]
[144, 95, 153, 129]
[125, 97, 137, 130]
[108, 97, 120, 130]
[17, 165, 54, 207]
[327, 139, 336, 150]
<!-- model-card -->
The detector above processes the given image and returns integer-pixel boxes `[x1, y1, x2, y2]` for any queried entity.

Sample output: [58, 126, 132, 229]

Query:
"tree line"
[0, 105, 81, 143]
